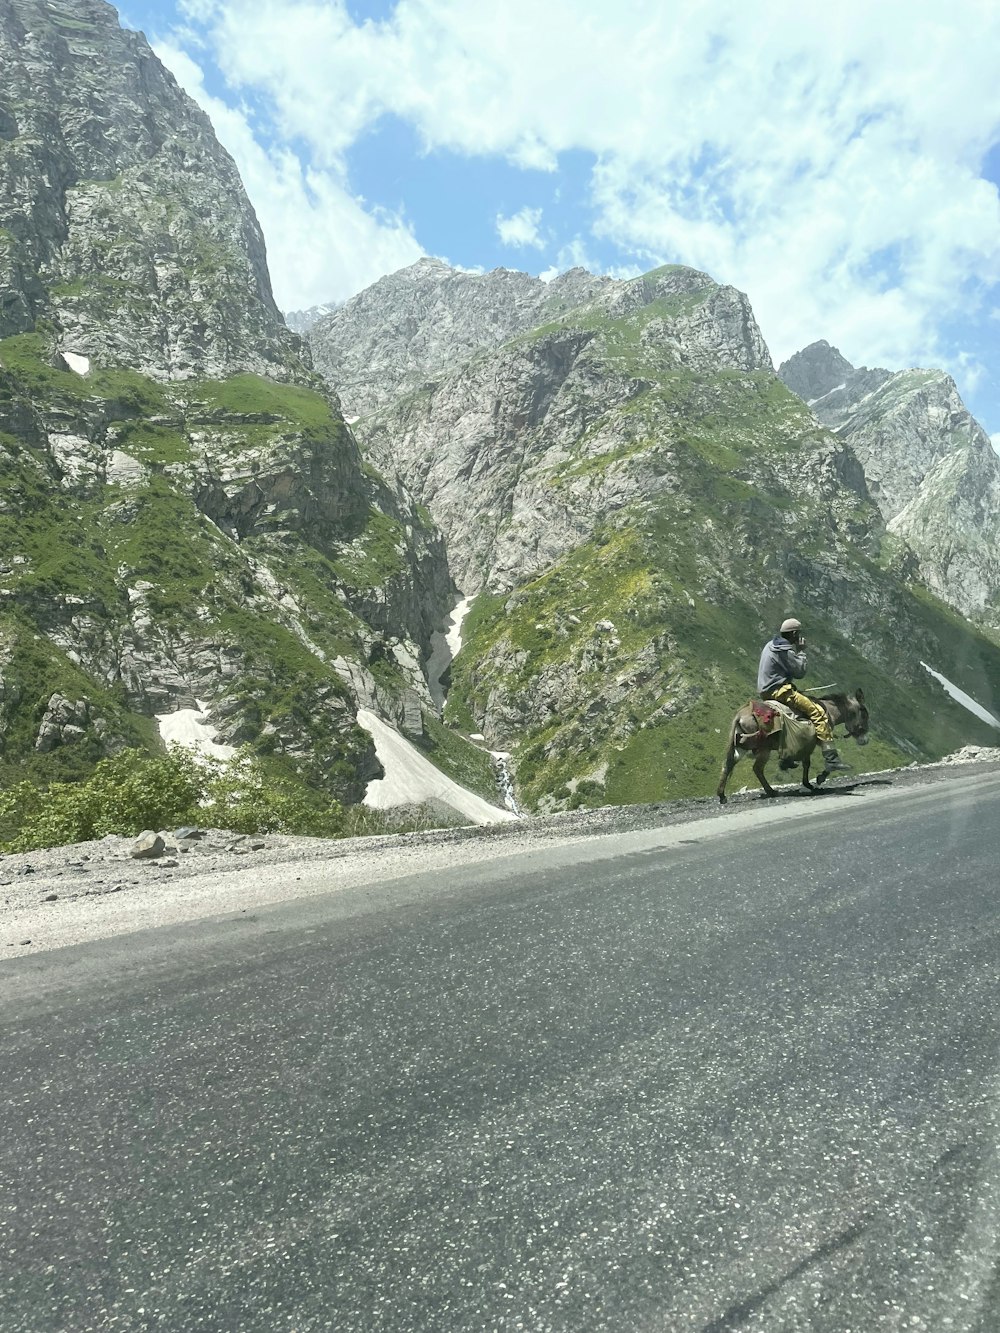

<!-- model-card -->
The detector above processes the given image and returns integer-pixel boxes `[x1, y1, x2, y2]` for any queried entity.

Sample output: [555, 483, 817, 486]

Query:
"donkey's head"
[845, 687, 870, 746]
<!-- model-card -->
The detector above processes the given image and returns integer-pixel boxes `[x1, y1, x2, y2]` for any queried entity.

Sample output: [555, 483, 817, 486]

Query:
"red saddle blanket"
[751, 700, 778, 730]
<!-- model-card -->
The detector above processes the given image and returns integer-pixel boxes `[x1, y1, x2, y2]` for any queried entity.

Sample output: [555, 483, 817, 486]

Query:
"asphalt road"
[2, 771, 1000, 1331]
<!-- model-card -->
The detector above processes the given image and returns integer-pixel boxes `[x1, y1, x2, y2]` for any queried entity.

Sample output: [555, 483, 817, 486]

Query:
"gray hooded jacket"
[758, 634, 807, 695]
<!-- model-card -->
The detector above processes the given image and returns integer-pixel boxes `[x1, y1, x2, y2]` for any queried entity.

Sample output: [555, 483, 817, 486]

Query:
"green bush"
[197, 751, 344, 838]
[0, 746, 344, 851]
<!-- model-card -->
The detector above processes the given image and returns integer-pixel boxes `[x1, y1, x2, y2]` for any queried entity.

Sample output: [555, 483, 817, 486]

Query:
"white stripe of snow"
[921, 662, 1000, 731]
[807, 382, 846, 405]
[357, 708, 517, 824]
[446, 595, 474, 658]
[156, 699, 236, 760]
[63, 352, 90, 375]
[426, 594, 475, 710]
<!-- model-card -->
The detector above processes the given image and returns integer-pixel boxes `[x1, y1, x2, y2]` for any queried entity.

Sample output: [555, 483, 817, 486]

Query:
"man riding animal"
[758, 617, 850, 773]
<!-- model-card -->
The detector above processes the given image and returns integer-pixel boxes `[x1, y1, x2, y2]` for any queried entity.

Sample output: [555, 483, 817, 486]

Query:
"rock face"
[323, 262, 1000, 811]
[779, 342, 1000, 621]
[357, 265, 775, 594]
[284, 302, 341, 336]
[308, 258, 613, 418]
[0, 0, 458, 805]
[0, 0, 304, 382]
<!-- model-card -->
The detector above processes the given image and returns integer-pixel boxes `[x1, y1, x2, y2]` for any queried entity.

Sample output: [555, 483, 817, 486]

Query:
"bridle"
[823, 695, 870, 745]
[842, 698, 870, 745]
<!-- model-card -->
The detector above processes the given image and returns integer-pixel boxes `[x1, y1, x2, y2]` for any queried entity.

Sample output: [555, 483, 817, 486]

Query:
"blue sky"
[119, 0, 1000, 439]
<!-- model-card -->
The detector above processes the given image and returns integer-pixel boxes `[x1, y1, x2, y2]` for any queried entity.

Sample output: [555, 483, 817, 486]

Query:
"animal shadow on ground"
[780, 776, 894, 799]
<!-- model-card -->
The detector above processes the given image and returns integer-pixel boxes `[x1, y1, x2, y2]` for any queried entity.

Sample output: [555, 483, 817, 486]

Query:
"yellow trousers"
[765, 683, 833, 743]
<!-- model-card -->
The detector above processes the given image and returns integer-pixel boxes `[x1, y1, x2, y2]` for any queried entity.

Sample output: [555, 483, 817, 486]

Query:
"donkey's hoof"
[717, 793, 728, 805]
[814, 771, 829, 786]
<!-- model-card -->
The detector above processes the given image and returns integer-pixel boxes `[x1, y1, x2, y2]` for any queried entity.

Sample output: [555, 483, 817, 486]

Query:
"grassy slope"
[0, 334, 427, 799]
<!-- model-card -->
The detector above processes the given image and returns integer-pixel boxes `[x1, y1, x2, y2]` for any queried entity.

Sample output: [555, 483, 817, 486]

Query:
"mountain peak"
[778, 340, 857, 403]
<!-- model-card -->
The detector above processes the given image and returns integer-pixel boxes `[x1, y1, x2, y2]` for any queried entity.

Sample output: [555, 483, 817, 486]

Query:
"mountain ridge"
[779, 340, 1000, 622]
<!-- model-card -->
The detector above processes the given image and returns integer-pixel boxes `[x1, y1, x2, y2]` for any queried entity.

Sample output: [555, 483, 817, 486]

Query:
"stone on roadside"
[131, 831, 165, 860]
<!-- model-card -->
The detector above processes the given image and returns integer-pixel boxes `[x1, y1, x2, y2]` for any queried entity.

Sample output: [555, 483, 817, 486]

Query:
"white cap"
[780, 617, 802, 634]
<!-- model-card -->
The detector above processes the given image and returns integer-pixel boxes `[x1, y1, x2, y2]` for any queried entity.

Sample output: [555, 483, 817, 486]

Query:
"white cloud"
[496, 206, 544, 250]
[151, 38, 423, 310]
[155, 0, 1000, 393]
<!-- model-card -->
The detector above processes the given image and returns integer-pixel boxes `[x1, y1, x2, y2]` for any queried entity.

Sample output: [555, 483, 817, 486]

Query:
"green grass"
[180, 374, 339, 436]
[0, 333, 169, 412]
[100, 477, 220, 615]
[110, 421, 191, 465]
[332, 507, 408, 588]
[413, 713, 503, 805]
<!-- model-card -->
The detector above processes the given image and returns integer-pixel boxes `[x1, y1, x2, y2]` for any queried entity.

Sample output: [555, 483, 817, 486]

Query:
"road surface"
[2, 770, 999, 1330]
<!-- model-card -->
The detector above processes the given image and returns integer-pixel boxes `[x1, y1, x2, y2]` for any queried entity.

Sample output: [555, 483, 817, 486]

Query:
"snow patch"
[156, 699, 236, 762]
[921, 662, 1000, 731]
[357, 708, 517, 824]
[62, 351, 90, 376]
[426, 594, 475, 710]
[807, 382, 846, 405]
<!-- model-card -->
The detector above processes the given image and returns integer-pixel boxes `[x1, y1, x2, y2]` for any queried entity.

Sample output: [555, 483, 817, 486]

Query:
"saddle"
[737, 697, 824, 762]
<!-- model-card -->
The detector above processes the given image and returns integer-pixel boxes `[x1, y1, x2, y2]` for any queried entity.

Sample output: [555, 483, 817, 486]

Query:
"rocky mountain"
[0, 0, 304, 382]
[314, 265, 1000, 811]
[0, 0, 471, 811]
[779, 341, 1000, 622]
[307, 258, 612, 418]
[284, 302, 341, 336]
[358, 264, 772, 596]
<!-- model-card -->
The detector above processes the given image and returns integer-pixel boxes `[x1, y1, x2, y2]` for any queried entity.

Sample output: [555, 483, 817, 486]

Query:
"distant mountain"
[779, 342, 1000, 622]
[307, 258, 612, 418]
[284, 302, 341, 336]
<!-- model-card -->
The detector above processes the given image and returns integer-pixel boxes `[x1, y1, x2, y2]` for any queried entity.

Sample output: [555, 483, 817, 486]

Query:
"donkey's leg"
[801, 751, 814, 792]
[716, 741, 741, 805]
[752, 752, 778, 798]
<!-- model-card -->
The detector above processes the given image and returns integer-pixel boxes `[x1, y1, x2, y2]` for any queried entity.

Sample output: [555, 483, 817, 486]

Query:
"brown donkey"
[716, 689, 869, 804]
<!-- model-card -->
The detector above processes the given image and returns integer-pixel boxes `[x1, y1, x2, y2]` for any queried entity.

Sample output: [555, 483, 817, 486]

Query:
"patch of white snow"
[357, 708, 517, 824]
[921, 662, 1000, 731]
[62, 351, 90, 376]
[156, 699, 236, 762]
[807, 382, 846, 405]
[426, 594, 475, 710]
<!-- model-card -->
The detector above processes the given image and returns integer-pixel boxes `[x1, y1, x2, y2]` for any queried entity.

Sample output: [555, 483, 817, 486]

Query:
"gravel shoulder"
[3, 752, 999, 958]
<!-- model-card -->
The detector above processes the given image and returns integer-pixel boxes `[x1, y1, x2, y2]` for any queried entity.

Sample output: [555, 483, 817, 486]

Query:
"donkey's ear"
[855, 687, 865, 704]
